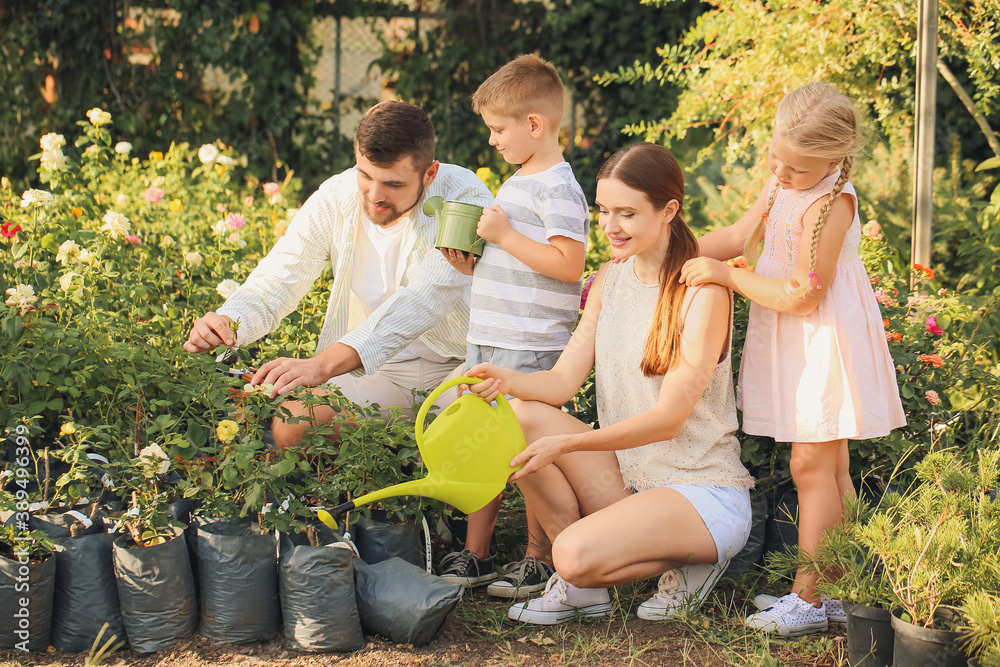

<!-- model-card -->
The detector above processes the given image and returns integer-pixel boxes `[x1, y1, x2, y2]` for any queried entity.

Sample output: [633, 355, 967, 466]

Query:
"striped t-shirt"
[467, 161, 589, 351]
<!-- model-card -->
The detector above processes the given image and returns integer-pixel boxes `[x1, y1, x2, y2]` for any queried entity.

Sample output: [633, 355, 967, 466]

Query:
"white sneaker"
[753, 593, 847, 623]
[507, 573, 612, 625]
[637, 560, 730, 621]
[745, 592, 828, 636]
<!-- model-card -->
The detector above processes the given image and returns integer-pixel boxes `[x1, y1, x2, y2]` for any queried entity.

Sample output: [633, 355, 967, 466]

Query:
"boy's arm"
[477, 204, 584, 282]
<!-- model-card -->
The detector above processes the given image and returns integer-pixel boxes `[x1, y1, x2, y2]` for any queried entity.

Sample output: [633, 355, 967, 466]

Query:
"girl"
[466, 142, 754, 625]
[680, 82, 906, 636]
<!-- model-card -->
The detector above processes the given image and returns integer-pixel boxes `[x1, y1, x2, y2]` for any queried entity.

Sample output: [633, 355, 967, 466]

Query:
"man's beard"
[363, 185, 424, 227]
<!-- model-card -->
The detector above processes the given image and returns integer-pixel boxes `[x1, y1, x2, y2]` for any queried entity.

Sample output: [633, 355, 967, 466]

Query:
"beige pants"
[326, 357, 465, 419]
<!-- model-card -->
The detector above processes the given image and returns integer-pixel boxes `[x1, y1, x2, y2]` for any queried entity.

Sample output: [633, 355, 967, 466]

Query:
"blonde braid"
[789, 156, 853, 297]
[744, 182, 781, 262]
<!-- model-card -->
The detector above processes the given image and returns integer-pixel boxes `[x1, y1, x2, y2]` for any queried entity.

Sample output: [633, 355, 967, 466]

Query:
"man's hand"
[251, 357, 332, 397]
[439, 247, 476, 276]
[477, 204, 512, 246]
[184, 312, 235, 353]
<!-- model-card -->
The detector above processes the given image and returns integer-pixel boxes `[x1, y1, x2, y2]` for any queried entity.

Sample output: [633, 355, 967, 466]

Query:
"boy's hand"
[477, 205, 511, 246]
[439, 248, 476, 275]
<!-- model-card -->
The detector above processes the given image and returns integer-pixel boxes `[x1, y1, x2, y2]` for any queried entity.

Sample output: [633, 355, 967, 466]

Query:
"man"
[184, 101, 493, 447]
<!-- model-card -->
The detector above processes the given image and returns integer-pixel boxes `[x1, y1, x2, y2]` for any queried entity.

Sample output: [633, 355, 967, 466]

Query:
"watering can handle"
[414, 376, 512, 444]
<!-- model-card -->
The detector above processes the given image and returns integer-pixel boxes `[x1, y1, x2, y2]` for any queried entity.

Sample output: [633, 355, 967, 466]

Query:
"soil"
[1, 587, 848, 667]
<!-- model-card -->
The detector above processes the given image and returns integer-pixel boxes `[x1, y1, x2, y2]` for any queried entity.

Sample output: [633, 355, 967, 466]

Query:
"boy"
[439, 54, 589, 599]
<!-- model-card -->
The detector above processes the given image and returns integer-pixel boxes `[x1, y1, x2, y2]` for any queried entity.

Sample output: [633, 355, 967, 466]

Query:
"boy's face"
[481, 110, 536, 166]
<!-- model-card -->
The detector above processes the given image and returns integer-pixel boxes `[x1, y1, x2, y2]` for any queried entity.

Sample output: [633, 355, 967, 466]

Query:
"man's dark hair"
[354, 101, 436, 172]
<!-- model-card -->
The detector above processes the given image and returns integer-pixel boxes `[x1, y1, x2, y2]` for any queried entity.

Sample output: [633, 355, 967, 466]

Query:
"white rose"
[185, 251, 203, 266]
[56, 239, 80, 265]
[211, 219, 229, 235]
[40, 150, 67, 172]
[138, 443, 170, 476]
[226, 232, 247, 248]
[159, 235, 175, 248]
[59, 272, 81, 292]
[115, 193, 129, 207]
[20, 188, 54, 208]
[198, 143, 220, 164]
[86, 108, 112, 126]
[216, 155, 236, 166]
[77, 248, 95, 263]
[114, 142, 132, 155]
[216, 279, 241, 299]
[100, 210, 131, 238]
[40, 133, 66, 151]
[5, 284, 37, 314]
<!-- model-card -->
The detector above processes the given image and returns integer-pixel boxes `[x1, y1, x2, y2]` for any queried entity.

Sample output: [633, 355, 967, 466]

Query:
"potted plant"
[0, 521, 56, 652]
[962, 592, 1000, 667]
[858, 449, 1000, 667]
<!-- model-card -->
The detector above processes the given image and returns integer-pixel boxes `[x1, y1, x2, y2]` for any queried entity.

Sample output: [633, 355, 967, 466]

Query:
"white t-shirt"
[352, 213, 451, 364]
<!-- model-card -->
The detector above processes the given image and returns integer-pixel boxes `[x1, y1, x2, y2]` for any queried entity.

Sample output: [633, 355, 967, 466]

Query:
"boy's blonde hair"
[743, 82, 864, 296]
[472, 54, 564, 124]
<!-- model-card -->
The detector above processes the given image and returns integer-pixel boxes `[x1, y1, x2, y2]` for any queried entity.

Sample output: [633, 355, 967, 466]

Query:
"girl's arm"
[697, 184, 770, 261]
[465, 263, 607, 405]
[681, 194, 855, 316]
[508, 283, 732, 480]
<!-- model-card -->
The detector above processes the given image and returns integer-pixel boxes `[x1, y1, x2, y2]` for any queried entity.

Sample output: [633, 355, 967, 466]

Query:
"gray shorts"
[465, 344, 561, 374]
[666, 485, 752, 565]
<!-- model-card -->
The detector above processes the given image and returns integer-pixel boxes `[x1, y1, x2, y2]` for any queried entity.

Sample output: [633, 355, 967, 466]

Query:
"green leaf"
[975, 157, 1000, 172]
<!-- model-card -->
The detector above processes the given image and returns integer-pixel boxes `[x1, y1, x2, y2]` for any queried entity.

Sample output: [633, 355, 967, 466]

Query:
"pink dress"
[737, 172, 906, 443]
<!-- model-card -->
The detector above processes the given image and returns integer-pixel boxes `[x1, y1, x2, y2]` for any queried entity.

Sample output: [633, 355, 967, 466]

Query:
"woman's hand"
[508, 434, 574, 482]
[680, 256, 732, 287]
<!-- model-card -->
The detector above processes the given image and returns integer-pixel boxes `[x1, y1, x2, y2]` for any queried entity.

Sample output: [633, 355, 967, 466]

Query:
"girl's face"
[767, 131, 841, 191]
[595, 178, 675, 261]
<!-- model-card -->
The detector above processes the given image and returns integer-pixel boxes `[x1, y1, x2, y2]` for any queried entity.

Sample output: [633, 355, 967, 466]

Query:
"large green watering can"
[423, 195, 486, 257]
[319, 377, 525, 526]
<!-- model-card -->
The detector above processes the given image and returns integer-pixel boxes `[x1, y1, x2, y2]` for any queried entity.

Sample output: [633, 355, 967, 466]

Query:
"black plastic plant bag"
[352, 514, 423, 567]
[278, 537, 365, 653]
[193, 517, 280, 644]
[353, 557, 463, 646]
[29, 507, 105, 539]
[50, 532, 124, 652]
[0, 552, 56, 651]
[112, 529, 197, 654]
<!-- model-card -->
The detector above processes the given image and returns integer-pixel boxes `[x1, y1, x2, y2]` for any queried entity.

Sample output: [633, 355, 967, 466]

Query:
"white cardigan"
[218, 163, 493, 375]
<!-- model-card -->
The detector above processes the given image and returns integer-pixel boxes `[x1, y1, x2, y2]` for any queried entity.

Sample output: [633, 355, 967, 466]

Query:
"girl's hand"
[462, 362, 512, 402]
[680, 257, 731, 287]
[509, 434, 570, 482]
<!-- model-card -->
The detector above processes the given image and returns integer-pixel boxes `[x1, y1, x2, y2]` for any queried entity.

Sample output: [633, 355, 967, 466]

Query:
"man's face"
[355, 150, 438, 227]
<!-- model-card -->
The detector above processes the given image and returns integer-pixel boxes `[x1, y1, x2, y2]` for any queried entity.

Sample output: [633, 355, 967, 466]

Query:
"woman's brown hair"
[597, 143, 699, 376]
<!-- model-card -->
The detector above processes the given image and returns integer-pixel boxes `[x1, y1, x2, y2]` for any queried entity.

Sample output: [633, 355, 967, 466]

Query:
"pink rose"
[580, 273, 596, 310]
[126, 234, 142, 245]
[226, 212, 246, 230]
[244, 196, 254, 207]
[874, 288, 895, 308]
[925, 316, 944, 336]
[144, 187, 164, 204]
[925, 390, 940, 406]
[262, 182, 280, 196]
[862, 220, 883, 241]
[216, 203, 228, 213]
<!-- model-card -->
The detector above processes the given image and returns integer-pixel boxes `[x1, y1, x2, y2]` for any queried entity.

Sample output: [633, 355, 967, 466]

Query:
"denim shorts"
[667, 484, 752, 565]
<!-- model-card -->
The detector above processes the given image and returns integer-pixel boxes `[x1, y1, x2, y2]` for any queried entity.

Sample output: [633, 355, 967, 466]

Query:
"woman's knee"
[551, 533, 601, 587]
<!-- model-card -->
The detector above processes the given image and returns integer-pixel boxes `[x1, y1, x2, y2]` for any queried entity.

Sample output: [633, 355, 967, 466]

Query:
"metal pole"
[911, 0, 938, 272]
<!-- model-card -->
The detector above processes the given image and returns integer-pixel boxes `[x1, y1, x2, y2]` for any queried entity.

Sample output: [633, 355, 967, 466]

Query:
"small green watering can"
[319, 377, 525, 525]
[423, 195, 486, 257]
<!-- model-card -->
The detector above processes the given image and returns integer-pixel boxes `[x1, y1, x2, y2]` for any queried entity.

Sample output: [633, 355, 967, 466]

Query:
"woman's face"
[595, 177, 674, 261]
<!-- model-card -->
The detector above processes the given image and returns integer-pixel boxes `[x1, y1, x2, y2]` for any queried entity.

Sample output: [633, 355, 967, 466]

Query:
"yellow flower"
[71, 207, 83, 217]
[215, 164, 226, 176]
[476, 167, 492, 183]
[216, 420, 239, 444]
[59, 422, 76, 436]
[168, 198, 183, 212]
[131, 157, 140, 166]
[149, 151, 164, 161]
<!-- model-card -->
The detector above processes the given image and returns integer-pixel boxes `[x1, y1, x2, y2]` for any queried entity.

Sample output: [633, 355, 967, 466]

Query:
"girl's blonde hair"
[597, 143, 698, 377]
[743, 83, 864, 296]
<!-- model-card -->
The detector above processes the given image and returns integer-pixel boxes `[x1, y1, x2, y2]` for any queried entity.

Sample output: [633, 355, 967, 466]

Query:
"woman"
[466, 143, 754, 624]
